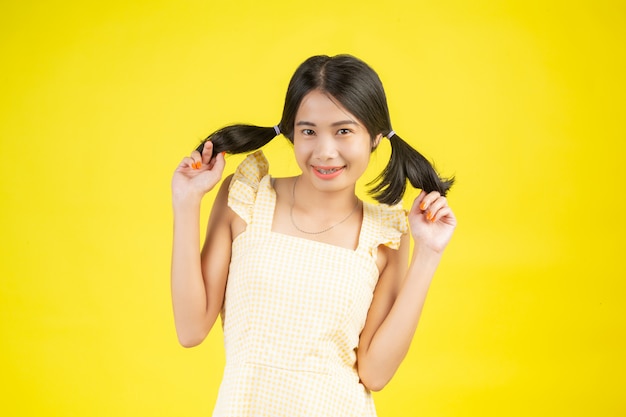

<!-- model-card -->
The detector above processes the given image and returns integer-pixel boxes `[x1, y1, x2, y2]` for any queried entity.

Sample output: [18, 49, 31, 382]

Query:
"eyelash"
[301, 128, 353, 136]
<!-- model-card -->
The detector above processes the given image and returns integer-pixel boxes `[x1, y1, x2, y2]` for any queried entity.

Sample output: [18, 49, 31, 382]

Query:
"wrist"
[410, 243, 443, 266]
[172, 190, 203, 212]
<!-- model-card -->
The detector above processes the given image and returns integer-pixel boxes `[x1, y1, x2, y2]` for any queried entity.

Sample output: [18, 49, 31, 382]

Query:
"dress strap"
[249, 175, 277, 231]
[228, 150, 271, 228]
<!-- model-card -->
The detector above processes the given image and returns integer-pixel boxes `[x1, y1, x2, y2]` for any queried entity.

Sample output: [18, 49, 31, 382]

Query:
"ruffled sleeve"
[374, 202, 409, 250]
[227, 150, 269, 224]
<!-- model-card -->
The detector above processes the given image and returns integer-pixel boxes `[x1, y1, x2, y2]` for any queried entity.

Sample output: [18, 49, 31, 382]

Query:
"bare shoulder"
[271, 176, 297, 199]
[268, 176, 297, 234]
[210, 174, 234, 219]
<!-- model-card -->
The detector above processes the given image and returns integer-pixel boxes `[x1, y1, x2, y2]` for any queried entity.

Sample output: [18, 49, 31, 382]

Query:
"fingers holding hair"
[190, 141, 217, 170]
[415, 191, 450, 223]
[189, 149, 203, 170]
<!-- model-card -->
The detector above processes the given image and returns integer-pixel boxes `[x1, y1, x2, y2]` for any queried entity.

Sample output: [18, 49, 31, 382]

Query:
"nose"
[312, 134, 338, 161]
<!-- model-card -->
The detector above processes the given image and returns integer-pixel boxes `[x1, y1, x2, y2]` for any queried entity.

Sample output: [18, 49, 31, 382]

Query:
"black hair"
[195, 54, 454, 205]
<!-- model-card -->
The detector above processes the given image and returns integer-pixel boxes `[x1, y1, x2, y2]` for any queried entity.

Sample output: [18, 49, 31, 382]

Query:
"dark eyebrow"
[295, 120, 358, 127]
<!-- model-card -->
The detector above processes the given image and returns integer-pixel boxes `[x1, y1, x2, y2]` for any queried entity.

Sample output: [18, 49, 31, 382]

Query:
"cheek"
[344, 141, 372, 161]
[293, 141, 312, 167]
[293, 140, 308, 156]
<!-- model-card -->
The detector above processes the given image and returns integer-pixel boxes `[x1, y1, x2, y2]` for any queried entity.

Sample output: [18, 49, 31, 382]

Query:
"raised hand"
[171, 141, 226, 205]
[408, 191, 457, 254]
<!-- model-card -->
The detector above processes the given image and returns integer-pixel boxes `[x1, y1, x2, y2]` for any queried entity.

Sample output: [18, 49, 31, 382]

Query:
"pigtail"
[195, 124, 281, 158]
[369, 133, 454, 205]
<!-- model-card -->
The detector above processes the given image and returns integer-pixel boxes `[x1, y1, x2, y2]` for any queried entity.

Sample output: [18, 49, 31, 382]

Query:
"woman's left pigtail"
[195, 124, 282, 158]
[369, 132, 454, 205]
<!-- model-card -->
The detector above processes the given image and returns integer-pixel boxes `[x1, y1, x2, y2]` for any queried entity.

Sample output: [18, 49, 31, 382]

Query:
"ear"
[371, 133, 383, 150]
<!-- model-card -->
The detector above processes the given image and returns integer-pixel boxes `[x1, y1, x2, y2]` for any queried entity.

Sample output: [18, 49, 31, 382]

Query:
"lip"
[311, 165, 345, 180]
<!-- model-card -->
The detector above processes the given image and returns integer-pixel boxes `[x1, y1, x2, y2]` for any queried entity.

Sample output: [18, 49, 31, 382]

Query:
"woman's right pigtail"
[369, 133, 454, 205]
[194, 124, 282, 158]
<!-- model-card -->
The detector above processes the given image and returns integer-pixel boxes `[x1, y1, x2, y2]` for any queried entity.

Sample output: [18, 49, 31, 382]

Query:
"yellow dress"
[213, 151, 408, 417]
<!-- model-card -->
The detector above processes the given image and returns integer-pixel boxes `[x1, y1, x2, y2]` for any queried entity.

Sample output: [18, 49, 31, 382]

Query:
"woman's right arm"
[170, 141, 232, 347]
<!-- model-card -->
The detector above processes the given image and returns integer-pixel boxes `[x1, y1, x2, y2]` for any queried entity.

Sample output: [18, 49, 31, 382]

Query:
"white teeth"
[318, 168, 339, 174]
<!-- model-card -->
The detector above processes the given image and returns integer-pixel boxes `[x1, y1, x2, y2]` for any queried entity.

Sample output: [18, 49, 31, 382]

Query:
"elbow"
[358, 362, 392, 392]
[173, 316, 213, 348]
[360, 374, 390, 392]
[175, 328, 208, 348]
[178, 335, 203, 348]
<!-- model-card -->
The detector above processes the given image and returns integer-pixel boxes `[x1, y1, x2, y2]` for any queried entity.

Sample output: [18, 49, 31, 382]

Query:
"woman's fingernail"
[420, 202, 427, 210]
[221, 152, 226, 157]
[426, 211, 432, 220]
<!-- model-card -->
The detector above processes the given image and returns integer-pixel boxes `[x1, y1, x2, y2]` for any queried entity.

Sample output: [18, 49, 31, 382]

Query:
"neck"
[292, 176, 357, 212]
[290, 175, 361, 236]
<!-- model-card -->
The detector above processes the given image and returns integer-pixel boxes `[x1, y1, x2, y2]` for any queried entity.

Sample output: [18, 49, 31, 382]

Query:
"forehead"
[296, 90, 360, 124]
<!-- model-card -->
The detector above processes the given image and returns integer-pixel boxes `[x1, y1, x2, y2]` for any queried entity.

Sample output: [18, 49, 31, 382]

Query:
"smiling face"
[293, 89, 382, 193]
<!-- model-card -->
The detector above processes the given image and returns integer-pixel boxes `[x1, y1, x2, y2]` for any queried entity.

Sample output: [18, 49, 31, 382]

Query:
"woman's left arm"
[357, 191, 456, 391]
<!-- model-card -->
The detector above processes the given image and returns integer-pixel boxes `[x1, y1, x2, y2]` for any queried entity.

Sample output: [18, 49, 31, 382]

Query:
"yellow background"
[1, 1, 624, 416]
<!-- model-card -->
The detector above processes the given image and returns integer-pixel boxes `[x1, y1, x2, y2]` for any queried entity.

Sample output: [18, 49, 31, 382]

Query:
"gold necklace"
[290, 176, 360, 235]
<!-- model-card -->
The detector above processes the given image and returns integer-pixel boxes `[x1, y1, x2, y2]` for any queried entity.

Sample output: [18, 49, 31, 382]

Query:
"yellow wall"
[1, 1, 624, 415]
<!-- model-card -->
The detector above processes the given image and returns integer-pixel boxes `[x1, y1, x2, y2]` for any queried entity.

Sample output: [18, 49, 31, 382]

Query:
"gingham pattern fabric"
[213, 151, 408, 417]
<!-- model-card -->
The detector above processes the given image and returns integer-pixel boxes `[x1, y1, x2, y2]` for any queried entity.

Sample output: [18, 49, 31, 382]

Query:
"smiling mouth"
[311, 166, 346, 180]
[315, 167, 344, 174]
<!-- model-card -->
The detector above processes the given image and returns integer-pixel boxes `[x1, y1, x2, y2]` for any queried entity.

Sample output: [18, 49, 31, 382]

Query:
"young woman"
[171, 54, 456, 416]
